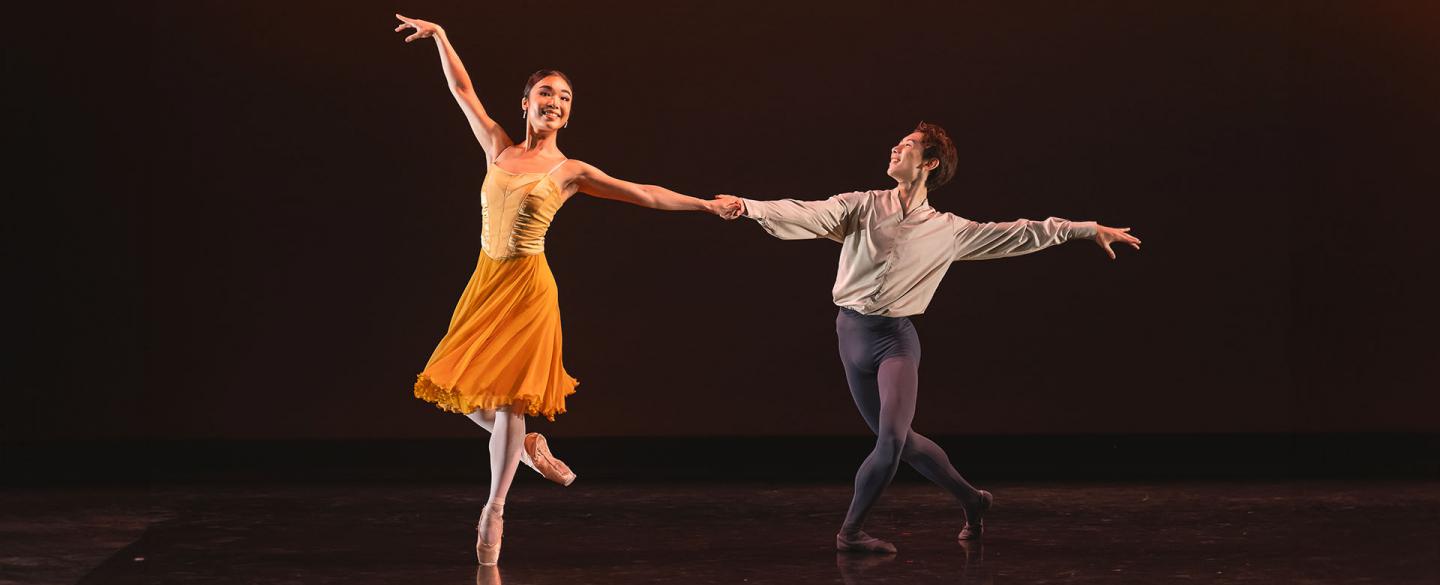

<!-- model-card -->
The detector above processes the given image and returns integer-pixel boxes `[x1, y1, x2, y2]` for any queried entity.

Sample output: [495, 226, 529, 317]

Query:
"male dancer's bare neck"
[895, 179, 930, 217]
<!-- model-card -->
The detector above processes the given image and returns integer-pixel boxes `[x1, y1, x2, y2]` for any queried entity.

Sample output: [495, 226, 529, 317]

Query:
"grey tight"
[836, 308, 980, 534]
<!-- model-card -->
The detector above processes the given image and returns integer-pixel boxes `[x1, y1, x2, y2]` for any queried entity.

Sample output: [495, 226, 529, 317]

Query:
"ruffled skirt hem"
[414, 373, 577, 421]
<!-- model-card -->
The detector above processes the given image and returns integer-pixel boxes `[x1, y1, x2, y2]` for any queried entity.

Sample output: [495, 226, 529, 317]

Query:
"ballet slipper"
[958, 490, 993, 541]
[836, 531, 898, 554]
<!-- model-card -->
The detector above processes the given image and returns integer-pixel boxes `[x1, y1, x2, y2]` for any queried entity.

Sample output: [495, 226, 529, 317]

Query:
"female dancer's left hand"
[1093, 225, 1141, 260]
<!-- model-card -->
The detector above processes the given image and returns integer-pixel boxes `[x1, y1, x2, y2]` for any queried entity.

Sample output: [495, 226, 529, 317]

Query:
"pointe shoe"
[523, 433, 576, 486]
[958, 490, 993, 541]
[476, 503, 504, 566]
[836, 531, 898, 554]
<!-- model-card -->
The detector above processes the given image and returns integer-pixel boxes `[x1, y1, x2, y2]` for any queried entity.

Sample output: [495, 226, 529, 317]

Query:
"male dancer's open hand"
[1093, 225, 1141, 260]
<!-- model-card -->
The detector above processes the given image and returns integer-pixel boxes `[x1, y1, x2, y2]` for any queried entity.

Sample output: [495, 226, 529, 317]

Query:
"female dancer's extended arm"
[567, 161, 740, 218]
[395, 14, 513, 164]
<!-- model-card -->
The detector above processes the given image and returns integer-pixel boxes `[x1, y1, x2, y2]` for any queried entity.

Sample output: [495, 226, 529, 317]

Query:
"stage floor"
[4, 480, 1437, 584]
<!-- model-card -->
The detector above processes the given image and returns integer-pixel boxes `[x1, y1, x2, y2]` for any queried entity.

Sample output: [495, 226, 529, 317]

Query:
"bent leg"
[901, 431, 981, 504]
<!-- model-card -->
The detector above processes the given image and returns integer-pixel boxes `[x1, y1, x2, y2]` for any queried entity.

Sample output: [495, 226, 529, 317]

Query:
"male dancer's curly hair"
[914, 121, 958, 190]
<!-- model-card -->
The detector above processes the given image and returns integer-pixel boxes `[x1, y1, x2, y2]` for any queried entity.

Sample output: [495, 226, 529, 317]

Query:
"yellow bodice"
[480, 164, 568, 259]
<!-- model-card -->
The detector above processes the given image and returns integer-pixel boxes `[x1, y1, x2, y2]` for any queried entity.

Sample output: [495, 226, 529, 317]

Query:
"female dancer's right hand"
[394, 14, 442, 42]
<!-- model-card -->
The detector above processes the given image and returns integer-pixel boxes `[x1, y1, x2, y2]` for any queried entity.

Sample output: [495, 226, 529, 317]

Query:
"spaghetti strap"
[544, 159, 569, 176]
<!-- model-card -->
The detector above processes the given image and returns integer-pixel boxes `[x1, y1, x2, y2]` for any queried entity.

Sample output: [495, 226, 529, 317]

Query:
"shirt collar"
[886, 188, 934, 219]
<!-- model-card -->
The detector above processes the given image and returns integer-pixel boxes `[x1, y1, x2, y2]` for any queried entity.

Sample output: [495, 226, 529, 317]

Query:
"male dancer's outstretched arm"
[722, 197, 1139, 259]
[951, 216, 1139, 261]
[730, 192, 867, 242]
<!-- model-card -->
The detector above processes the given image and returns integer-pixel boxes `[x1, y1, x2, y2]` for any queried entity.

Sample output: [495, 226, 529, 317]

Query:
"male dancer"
[717, 122, 1140, 553]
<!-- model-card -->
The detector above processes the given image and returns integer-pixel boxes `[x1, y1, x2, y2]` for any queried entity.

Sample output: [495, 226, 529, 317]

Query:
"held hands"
[394, 14, 441, 42]
[1093, 225, 1141, 260]
[708, 195, 744, 220]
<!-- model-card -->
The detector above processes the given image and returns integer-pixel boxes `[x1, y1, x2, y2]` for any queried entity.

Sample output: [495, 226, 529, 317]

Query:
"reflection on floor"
[2, 480, 1436, 584]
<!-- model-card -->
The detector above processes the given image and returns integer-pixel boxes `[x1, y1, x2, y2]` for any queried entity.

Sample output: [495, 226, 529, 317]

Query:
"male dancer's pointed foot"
[523, 432, 576, 486]
[476, 503, 504, 565]
[958, 490, 993, 541]
[837, 531, 898, 554]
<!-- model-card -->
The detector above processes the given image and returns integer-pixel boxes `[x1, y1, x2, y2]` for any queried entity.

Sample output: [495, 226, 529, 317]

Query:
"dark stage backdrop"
[10, 1, 1439, 440]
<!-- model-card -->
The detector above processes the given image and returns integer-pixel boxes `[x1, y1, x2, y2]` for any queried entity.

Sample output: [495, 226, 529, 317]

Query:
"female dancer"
[717, 122, 1140, 553]
[394, 14, 740, 565]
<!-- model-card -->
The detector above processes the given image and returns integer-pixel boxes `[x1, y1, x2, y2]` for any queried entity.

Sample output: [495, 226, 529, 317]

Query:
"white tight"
[464, 408, 527, 507]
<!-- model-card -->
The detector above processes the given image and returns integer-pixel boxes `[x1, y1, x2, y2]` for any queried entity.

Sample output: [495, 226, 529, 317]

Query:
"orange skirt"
[414, 251, 578, 420]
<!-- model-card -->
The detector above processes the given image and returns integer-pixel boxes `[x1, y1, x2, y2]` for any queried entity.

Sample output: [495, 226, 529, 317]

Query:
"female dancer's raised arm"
[395, 14, 512, 165]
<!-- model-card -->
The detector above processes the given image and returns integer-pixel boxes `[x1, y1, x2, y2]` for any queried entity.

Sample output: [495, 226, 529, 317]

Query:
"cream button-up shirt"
[741, 189, 1098, 317]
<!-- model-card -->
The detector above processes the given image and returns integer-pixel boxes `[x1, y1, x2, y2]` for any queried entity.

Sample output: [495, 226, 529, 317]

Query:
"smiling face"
[886, 131, 935, 185]
[522, 74, 573, 133]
